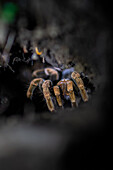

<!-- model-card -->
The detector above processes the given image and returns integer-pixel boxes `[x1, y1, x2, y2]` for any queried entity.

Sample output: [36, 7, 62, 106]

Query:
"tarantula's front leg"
[67, 80, 78, 107]
[27, 78, 44, 99]
[53, 86, 63, 107]
[54, 79, 77, 107]
[71, 71, 88, 102]
[42, 80, 55, 112]
[27, 79, 55, 112]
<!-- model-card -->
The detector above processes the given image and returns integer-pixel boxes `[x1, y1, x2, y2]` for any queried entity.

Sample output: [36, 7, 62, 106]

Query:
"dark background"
[0, 0, 112, 169]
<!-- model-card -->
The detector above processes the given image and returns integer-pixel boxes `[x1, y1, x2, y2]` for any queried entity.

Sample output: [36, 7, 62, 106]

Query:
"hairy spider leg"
[42, 80, 55, 112]
[32, 67, 59, 81]
[44, 68, 59, 80]
[57, 79, 77, 107]
[67, 80, 78, 107]
[53, 86, 63, 107]
[71, 71, 88, 102]
[27, 78, 44, 99]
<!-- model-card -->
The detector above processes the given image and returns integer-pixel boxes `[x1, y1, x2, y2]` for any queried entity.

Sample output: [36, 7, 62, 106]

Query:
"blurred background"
[0, 0, 112, 169]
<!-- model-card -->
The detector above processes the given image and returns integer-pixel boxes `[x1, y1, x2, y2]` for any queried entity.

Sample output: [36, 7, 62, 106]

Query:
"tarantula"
[26, 61, 89, 112]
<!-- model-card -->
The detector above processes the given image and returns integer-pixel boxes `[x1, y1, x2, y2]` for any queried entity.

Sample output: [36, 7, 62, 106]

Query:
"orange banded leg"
[44, 68, 59, 80]
[53, 86, 63, 107]
[67, 80, 77, 107]
[42, 80, 55, 112]
[57, 79, 77, 107]
[27, 78, 44, 99]
[71, 71, 88, 102]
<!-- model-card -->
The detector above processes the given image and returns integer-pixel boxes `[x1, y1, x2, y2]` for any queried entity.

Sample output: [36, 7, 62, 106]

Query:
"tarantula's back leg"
[71, 71, 88, 102]
[42, 80, 55, 112]
[27, 78, 44, 99]
[44, 68, 59, 81]
[32, 67, 59, 81]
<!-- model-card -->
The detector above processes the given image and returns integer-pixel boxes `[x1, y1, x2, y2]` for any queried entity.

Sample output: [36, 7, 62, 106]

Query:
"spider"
[27, 66, 89, 112]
